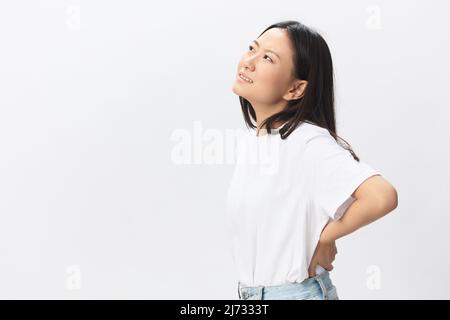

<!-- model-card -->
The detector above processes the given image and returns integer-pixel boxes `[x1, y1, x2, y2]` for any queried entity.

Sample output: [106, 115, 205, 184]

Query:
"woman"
[226, 20, 398, 300]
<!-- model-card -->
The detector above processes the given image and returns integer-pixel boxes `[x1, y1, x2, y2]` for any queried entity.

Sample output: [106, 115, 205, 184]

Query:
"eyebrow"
[253, 40, 281, 60]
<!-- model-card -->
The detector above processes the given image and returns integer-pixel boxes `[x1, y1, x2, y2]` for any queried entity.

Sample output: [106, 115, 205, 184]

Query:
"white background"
[0, 0, 449, 299]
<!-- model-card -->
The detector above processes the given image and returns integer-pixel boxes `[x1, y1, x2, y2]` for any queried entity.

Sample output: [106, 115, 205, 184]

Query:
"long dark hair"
[239, 20, 360, 161]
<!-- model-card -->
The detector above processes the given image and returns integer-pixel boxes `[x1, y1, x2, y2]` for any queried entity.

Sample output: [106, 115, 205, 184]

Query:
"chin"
[231, 83, 242, 96]
[232, 83, 249, 98]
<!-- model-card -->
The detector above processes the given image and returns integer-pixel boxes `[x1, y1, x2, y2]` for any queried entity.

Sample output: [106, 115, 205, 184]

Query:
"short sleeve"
[304, 133, 381, 220]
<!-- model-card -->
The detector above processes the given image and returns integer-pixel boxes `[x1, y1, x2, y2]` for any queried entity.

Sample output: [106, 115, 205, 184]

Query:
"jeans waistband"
[237, 271, 333, 300]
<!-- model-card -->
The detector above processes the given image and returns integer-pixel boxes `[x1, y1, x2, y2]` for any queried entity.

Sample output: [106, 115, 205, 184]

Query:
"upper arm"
[304, 133, 387, 220]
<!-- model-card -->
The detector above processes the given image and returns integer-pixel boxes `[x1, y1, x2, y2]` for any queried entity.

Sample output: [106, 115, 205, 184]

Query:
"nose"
[242, 56, 255, 72]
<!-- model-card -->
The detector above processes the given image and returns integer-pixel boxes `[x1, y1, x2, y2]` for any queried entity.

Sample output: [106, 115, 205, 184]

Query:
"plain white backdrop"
[0, 0, 449, 299]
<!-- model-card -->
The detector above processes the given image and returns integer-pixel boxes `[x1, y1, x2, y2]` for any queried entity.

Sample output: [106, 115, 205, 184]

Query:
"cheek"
[258, 68, 287, 93]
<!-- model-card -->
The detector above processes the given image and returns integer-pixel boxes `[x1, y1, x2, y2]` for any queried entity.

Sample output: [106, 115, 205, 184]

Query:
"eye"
[248, 45, 273, 63]
[264, 55, 273, 63]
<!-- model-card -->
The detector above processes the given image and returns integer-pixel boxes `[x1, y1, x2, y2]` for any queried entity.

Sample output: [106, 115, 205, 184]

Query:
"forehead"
[256, 28, 293, 57]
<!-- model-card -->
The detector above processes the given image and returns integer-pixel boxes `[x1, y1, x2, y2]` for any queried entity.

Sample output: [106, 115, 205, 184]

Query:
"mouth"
[237, 72, 253, 83]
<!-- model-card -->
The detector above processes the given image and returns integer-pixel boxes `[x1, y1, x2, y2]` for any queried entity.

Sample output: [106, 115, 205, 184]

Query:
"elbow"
[354, 175, 398, 215]
[379, 185, 398, 214]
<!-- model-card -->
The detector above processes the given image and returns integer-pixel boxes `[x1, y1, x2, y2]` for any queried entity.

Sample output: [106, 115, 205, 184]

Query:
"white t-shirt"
[225, 120, 381, 287]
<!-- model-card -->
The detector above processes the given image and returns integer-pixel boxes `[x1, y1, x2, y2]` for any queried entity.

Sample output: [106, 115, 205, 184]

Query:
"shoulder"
[287, 121, 334, 146]
[289, 122, 350, 163]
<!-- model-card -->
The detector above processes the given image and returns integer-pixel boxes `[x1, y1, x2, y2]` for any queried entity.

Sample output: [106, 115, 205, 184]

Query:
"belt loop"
[315, 274, 328, 300]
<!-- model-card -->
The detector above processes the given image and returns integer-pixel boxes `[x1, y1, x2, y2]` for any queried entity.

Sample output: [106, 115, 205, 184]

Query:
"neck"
[252, 100, 286, 135]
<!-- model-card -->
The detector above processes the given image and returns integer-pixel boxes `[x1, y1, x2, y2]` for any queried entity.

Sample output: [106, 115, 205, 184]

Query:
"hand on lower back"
[308, 239, 337, 277]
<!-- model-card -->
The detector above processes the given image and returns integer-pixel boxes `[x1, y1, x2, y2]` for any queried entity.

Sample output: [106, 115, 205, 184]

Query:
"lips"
[238, 72, 253, 83]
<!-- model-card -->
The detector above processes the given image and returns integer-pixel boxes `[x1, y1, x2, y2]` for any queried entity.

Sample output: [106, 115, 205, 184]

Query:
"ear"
[283, 79, 308, 101]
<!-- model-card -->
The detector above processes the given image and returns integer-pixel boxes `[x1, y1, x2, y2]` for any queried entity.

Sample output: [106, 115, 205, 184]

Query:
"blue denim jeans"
[237, 271, 339, 300]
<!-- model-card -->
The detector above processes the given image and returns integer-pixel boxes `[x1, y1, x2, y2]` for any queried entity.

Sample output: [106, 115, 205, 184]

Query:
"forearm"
[320, 196, 396, 243]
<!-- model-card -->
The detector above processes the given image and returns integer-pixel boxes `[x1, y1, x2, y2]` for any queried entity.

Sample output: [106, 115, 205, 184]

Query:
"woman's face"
[232, 28, 299, 105]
